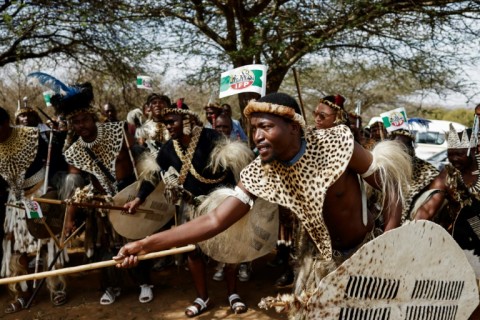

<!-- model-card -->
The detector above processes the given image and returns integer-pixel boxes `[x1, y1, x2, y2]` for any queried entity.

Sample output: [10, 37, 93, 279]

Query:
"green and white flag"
[219, 64, 267, 98]
[22, 200, 43, 219]
[136, 75, 153, 90]
[381, 107, 408, 132]
[43, 90, 54, 107]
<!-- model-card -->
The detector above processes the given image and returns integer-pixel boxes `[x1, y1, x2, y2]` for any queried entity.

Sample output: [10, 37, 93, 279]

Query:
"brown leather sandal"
[51, 290, 67, 306]
[4, 297, 26, 314]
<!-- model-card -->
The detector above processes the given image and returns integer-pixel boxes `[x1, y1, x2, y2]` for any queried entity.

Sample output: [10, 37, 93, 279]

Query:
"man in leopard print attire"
[414, 126, 480, 252]
[50, 83, 154, 306]
[413, 126, 480, 318]
[116, 92, 411, 318]
[389, 128, 439, 224]
[0, 107, 67, 313]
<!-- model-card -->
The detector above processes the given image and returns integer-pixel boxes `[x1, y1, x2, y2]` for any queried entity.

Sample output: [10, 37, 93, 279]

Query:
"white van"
[409, 119, 466, 160]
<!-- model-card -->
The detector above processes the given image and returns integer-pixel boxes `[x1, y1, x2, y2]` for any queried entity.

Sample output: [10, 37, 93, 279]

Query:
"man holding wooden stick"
[115, 92, 411, 318]
[47, 79, 155, 306]
[0, 106, 67, 313]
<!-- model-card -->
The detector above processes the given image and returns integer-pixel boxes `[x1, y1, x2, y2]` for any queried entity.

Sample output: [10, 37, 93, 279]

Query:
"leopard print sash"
[64, 122, 125, 195]
[401, 156, 439, 223]
[0, 127, 39, 199]
[241, 125, 354, 261]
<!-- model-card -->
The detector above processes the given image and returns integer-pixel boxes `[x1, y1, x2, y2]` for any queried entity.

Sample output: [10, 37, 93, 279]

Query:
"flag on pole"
[22, 200, 43, 219]
[219, 64, 267, 98]
[380, 107, 408, 132]
[136, 75, 153, 90]
[43, 91, 54, 107]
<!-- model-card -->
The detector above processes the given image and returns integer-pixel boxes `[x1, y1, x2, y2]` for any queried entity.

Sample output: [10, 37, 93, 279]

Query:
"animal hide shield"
[308, 220, 479, 319]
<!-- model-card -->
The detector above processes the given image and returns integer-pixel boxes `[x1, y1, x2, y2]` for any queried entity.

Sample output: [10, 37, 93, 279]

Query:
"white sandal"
[100, 287, 121, 305]
[228, 293, 247, 314]
[139, 284, 154, 303]
[185, 297, 210, 317]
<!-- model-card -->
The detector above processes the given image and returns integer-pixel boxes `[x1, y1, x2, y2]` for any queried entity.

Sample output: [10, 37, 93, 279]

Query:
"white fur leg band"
[233, 186, 254, 209]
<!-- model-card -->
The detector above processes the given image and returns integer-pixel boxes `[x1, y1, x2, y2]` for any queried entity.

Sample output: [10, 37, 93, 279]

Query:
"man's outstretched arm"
[114, 183, 253, 268]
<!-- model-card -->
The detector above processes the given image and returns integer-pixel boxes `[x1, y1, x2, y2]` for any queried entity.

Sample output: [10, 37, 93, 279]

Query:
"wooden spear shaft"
[0, 244, 196, 285]
[31, 197, 153, 214]
[292, 67, 307, 125]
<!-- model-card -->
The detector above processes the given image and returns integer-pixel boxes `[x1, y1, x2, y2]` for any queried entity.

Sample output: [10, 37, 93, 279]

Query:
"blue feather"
[27, 72, 79, 97]
[408, 117, 431, 128]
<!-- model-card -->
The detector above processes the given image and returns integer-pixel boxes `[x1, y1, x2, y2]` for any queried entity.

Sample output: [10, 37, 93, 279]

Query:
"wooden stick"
[31, 198, 154, 214]
[292, 67, 307, 125]
[62, 221, 86, 245]
[0, 244, 196, 285]
[40, 218, 62, 248]
[43, 129, 54, 194]
[123, 126, 139, 179]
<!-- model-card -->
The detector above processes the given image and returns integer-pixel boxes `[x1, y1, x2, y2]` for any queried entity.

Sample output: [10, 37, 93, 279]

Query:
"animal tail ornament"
[209, 138, 255, 182]
[364, 140, 412, 212]
[127, 108, 144, 128]
[135, 152, 161, 185]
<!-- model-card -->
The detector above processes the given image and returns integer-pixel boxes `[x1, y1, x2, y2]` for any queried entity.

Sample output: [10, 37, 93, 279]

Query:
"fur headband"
[243, 100, 306, 129]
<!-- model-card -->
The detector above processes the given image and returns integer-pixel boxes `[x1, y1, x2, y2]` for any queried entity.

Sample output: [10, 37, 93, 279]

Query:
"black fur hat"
[51, 82, 95, 119]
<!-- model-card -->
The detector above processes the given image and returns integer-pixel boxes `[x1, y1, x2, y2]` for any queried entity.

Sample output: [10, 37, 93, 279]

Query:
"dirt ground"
[0, 251, 290, 320]
[1, 249, 479, 320]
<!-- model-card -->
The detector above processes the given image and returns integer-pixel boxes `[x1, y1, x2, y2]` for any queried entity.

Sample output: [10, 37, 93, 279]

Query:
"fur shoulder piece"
[209, 138, 255, 182]
[127, 108, 145, 127]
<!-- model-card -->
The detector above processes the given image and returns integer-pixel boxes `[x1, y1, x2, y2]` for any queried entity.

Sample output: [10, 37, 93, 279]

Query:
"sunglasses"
[313, 111, 335, 120]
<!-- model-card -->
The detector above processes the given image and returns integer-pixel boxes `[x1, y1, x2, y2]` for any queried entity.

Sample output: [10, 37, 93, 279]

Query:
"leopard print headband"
[390, 129, 414, 140]
[65, 107, 98, 121]
[243, 100, 306, 128]
[161, 108, 202, 125]
[318, 99, 348, 125]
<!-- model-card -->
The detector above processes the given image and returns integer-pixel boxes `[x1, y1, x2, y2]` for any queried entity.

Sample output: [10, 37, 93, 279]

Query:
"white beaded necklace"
[77, 123, 104, 148]
[459, 154, 480, 195]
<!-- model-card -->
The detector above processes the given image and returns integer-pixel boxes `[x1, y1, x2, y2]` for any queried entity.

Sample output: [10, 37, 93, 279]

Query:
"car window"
[412, 131, 445, 145]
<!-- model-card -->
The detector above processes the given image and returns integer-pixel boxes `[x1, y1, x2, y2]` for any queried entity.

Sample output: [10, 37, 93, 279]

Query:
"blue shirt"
[231, 119, 248, 142]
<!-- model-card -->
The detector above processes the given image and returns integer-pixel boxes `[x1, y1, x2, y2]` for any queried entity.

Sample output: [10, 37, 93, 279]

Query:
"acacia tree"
[136, 0, 480, 110]
[3, 1, 480, 116]
[0, 0, 155, 82]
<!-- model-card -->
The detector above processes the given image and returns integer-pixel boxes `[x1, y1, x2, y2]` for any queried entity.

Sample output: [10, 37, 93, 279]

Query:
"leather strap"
[83, 146, 116, 194]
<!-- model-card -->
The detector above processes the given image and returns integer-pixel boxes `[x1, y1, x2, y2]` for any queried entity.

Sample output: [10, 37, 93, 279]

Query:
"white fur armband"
[233, 186, 254, 209]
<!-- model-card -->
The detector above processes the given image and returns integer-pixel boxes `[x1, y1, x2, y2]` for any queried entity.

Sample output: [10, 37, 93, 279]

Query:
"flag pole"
[292, 67, 307, 125]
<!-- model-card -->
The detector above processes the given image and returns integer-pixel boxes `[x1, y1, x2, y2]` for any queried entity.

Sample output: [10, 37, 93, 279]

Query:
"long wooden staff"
[31, 197, 153, 214]
[292, 67, 307, 125]
[123, 125, 139, 179]
[43, 128, 54, 194]
[0, 244, 195, 285]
